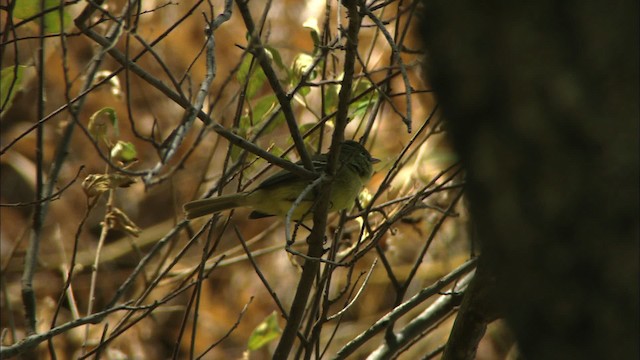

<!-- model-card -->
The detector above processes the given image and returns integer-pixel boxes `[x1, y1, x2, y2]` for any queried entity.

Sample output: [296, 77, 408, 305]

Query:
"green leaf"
[323, 73, 342, 113]
[299, 85, 311, 97]
[292, 53, 317, 80]
[229, 143, 243, 164]
[303, 18, 321, 52]
[350, 96, 373, 119]
[111, 141, 137, 164]
[247, 312, 281, 351]
[13, 0, 72, 33]
[349, 79, 378, 119]
[251, 95, 278, 125]
[242, 95, 284, 136]
[299, 122, 322, 150]
[88, 107, 118, 145]
[237, 95, 276, 131]
[290, 53, 318, 97]
[1, 65, 26, 116]
[229, 127, 252, 165]
[237, 54, 253, 85]
[237, 55, 266, 99]
[265, 46, 286, 71]
[260, 110, 285, 136]
[95, 71, 123, 99]
[352, 78, 376, 99]
[238, 114, 252, 132]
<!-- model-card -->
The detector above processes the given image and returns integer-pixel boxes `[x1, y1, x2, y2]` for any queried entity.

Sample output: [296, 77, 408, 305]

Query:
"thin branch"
[104, 221, 188, 309]
[332, 258, 477, 359]
[145, 0, 234, 185]
[0, 166, 84, 207]
[20, 0, 48, 334]
[0, 302, 143, 358]
[360, 1, 412, 132]
[326, 259, 377, 320]
[235, 0, 314, 171]
[441, 258, 501, 360]
[233, 226, 289, 319]
[195, 297, 254, 360]
[367, 272, 473, 359]
[73, 20, 316, 182]
[273, 1, 363, 357]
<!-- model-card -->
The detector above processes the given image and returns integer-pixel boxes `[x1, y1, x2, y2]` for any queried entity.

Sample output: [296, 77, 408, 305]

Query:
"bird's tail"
[183, 193, 249, 219]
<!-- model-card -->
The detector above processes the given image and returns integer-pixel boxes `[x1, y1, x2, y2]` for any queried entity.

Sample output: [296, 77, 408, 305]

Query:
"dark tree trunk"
[419, 1, 639, 359]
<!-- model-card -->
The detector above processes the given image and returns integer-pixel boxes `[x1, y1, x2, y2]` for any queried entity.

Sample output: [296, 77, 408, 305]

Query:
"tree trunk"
[419, 1, 639, 358]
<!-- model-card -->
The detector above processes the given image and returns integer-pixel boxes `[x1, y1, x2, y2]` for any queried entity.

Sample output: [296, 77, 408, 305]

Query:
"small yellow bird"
[183, 141, 379, 220]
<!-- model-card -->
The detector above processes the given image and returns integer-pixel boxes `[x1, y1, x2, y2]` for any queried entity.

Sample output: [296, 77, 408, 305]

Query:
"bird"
[183, 140, 379, 220]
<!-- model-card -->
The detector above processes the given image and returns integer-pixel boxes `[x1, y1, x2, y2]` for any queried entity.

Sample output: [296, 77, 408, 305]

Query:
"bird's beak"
[371, 157, 381, 164]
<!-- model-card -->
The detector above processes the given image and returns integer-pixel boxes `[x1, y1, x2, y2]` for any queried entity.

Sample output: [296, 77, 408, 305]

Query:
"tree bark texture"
[419, 1, 639, 358]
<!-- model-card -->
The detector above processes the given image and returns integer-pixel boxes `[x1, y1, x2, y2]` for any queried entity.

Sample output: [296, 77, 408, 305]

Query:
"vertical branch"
[20, 0, 48, 335]
[273, 1, 363, 358]
[441, 257, 500, 360]
[332, 0, 362, 147]
[82, 186, 115, 354]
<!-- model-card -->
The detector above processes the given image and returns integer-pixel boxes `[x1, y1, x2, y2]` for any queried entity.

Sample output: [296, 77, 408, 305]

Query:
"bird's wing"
[254, 157, 327, 190]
